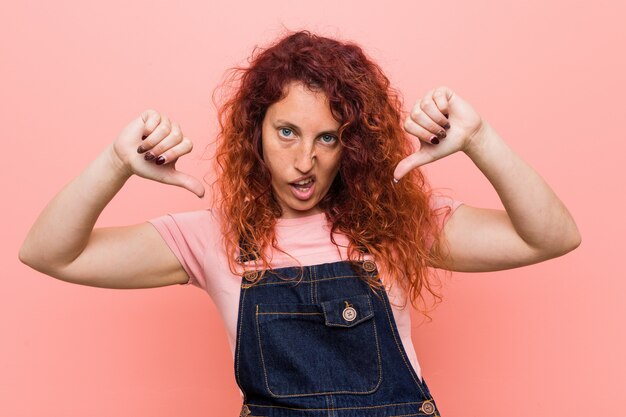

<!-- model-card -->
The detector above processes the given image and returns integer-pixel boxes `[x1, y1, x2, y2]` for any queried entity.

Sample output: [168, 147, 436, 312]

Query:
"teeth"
[294, 178, 313, 186]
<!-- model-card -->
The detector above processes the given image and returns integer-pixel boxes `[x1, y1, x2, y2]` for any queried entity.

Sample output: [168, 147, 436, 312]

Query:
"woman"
[19, 31, 581, 417]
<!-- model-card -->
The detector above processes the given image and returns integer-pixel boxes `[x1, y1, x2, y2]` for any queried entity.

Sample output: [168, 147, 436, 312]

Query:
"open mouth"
[289, 177, 315, 200]
[290, 177, 314, 190]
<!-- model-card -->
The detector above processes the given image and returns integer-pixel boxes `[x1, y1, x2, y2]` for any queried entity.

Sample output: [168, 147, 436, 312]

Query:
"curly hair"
[209, 30, 454, 319]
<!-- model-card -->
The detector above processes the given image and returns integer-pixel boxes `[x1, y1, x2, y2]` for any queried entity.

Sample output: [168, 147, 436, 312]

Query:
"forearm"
[19, 143, 132, 271]
[464, 121, 581, 252]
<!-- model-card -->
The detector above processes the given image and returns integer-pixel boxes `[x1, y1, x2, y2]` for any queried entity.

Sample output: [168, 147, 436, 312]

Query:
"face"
[261, 82, 342, 219]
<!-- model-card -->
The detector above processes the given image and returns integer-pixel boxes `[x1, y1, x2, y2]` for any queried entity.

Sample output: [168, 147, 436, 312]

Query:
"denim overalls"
[234, 259, 442, 417]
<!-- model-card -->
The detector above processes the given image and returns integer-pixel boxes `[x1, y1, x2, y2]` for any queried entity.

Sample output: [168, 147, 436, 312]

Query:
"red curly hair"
[210, 30, 454, 318]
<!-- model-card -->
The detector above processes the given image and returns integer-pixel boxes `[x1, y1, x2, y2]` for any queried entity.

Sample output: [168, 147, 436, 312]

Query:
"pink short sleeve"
[425, 194, 463, 252]
[147, 210, 212, 290]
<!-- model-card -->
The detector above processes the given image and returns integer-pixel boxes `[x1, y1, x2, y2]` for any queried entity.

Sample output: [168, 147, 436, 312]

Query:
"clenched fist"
[111, 109, 205, 198]
[394, 86, 486, 181]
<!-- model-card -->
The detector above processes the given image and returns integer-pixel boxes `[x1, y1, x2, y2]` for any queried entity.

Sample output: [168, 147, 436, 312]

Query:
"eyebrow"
[273, 119, 339, 136]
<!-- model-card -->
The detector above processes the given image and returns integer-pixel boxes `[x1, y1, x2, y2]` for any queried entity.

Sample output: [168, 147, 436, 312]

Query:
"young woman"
[19, 31, 581, 417]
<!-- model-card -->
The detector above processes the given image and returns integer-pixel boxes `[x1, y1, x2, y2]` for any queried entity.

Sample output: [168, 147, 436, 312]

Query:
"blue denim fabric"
[235, 260, 442, 417]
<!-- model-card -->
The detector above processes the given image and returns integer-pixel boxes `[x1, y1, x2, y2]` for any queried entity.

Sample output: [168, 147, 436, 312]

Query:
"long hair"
[210, 30, 454, 319]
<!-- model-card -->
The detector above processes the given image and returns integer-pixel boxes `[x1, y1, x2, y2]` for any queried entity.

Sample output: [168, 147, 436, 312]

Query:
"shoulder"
[147, 209, 220, 245]
[146, 209, 222, 289]
[148, 208, 216, 225]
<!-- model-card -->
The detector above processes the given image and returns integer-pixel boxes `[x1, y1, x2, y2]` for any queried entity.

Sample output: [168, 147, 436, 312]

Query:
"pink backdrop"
[2, 1, 624, 416]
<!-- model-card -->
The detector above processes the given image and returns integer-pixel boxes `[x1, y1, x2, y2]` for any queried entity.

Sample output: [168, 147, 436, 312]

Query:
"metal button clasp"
[239, 404, 251, 417]
[342, 301, 357, 322]
[243, 270, 259, 282]
[420, 400, 436, 415]
[362, 260, 376, 272]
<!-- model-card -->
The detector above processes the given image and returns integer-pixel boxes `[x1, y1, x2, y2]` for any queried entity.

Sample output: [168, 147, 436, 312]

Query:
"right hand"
[112, 109, 205, 198]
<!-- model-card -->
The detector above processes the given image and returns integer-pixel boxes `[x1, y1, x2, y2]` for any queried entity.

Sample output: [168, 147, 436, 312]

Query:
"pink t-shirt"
[148, 194, 462, 395]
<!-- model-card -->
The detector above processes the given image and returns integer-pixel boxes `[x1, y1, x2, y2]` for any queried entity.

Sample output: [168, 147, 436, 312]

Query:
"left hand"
[394, 86, 485, 181]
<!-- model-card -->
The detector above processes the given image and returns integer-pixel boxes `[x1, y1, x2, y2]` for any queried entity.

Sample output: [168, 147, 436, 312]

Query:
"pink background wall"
[2, 1, 624, 416]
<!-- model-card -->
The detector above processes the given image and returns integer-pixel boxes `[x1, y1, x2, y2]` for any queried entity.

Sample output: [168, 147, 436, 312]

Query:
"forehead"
[265, 82, 340, 128]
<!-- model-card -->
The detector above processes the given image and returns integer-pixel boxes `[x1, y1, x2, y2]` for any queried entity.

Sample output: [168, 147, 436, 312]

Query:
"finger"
[160, 169, 206, 198]
[393, 150, 437, 181]
[144, 122, 184, 164]
[141, 109, 161, 139]
[422, 88, 450, 129]
[404, 117, 443, 145]
[432, 87, 451, 121]
[410, 101, 447, 141]
[138, 116, 171, 154]
[151, 133, 192, 166]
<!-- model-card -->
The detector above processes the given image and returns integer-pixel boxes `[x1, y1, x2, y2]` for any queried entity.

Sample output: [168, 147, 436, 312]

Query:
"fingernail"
[437, 130, 446, 139]
[137, 145, 145, 153]
[144, 152, 155, 161]
[443, 113, 449, 118]
[430, 136, 439, 144]
[393, 178, 399, 184]
[156, 156, 165, 165]
[141, 135, 148, 140]
[444, 123, 450, 129]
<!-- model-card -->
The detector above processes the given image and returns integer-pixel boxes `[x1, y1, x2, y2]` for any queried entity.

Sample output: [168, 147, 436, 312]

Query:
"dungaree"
[234, 259, 442, 417]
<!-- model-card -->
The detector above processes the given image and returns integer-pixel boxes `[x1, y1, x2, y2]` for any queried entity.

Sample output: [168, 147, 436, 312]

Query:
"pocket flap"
[321, 294, 374, 327]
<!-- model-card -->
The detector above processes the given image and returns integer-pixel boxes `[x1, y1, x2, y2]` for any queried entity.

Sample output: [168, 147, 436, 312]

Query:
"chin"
[288, 204, 317, 214]
[282, 199, 322, 217]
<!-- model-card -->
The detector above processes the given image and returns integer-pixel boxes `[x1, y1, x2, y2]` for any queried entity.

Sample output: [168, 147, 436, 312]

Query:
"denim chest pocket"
[254, 293, 382, 397]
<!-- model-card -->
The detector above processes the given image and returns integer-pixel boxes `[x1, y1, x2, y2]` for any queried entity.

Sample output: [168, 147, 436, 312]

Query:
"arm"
[395, 87, 581, 272]
[19, 110, 204, 288]
[435, 121, 581, 272]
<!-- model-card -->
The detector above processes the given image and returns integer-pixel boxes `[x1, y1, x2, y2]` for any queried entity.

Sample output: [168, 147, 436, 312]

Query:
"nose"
[294, 141, 315, 173]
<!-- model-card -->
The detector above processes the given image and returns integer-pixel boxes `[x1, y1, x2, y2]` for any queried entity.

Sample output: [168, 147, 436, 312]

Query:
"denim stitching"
[390, 413, 434, 417]
[368, 294, 384, 393]
[254, 298, 383, 397]
[235, 286, 248, 393]
[391, 403, 441, 417]
[254, 303, 275, 398]
[390, 414, 422, 417]
[257, 312, 322, 316]
[245, 400, 429, 411]
[241, 274, 360, 288]
[325, 395, 331, 417]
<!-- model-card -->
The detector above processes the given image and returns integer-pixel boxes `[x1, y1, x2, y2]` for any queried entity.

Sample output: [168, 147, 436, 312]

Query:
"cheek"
[328, 153, 342, 177]
[262, 146, 284, 181]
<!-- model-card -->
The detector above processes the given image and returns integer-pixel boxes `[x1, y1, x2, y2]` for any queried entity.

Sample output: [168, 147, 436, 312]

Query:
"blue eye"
[279, 128, 293, 137]
[320, 134, 337, 144]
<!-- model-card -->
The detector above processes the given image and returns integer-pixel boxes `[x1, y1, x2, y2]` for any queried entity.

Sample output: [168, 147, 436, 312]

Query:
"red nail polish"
[144, 152, 155, 161]
[156, 156, 165, 165]
[430, 137, 439, 144]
